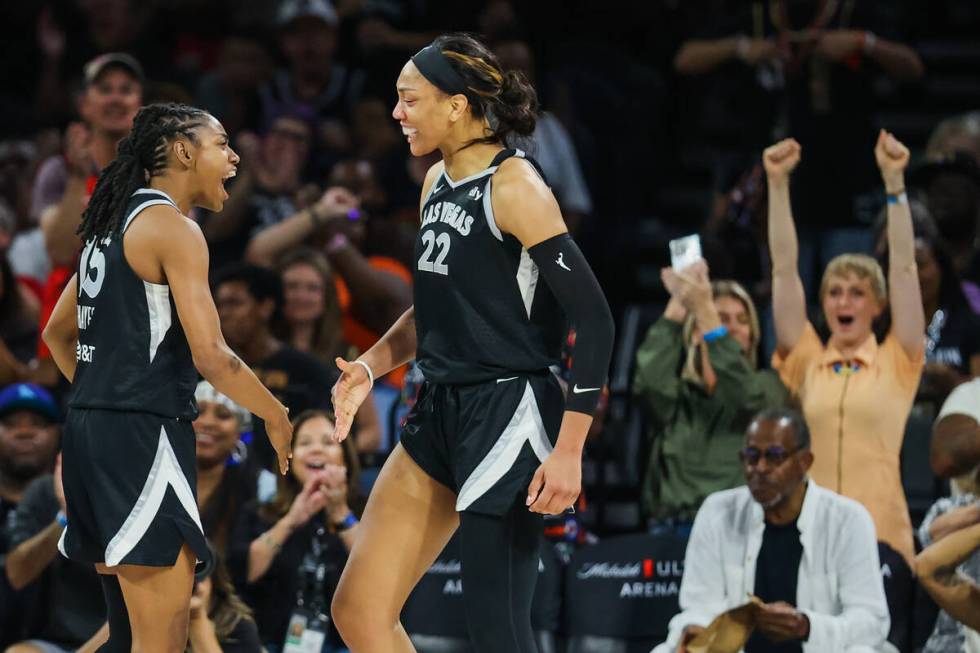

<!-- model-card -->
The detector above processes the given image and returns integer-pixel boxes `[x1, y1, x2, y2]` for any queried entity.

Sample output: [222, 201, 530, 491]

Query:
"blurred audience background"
[3, 0, 980, 651]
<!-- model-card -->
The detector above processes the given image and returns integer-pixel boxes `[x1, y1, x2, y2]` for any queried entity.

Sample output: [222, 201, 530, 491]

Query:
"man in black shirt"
[660, 408, 890, 653]
[741, 411, 811, 653]
[214, 264, 338, 469]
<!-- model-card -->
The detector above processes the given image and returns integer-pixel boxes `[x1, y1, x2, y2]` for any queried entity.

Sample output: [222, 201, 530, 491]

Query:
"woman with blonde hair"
[766, 130, 924, 566]
[634, 260, 787, 531]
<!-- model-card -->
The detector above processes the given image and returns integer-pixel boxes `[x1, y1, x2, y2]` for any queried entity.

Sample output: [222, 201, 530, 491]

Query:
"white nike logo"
[556, 252, 571, 271]
[432, 184, 443, 194]
[572, 384, 600, 394]
[496, 376, 519, 383]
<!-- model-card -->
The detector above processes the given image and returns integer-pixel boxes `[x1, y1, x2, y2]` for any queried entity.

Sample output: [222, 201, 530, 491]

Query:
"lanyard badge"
[283, 525, 335, 653]
[283, 610, 328, 653]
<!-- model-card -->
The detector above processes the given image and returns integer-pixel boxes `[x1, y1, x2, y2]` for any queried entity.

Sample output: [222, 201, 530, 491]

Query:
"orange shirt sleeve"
[771, 322, 824, 396]
[333, 256, 412, 388]
[880, 330, 925, 397]
[368, 256, 412, 285]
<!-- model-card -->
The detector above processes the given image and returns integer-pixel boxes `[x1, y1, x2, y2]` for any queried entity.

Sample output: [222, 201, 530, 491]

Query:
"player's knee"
[332, 585, 393, 644]
[331, 587, 361, 639]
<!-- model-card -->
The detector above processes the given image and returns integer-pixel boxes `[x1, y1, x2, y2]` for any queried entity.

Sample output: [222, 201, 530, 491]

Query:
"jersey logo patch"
[556, 252, 571, 271]
[468, 187, 483, 200]
[432, 184, 444, 195]
[572, 384, 600, 394]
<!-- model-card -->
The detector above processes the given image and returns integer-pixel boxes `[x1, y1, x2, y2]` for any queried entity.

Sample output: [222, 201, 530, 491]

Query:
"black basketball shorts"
[59, 407, 211, 569]
[399, 371, 565, 516]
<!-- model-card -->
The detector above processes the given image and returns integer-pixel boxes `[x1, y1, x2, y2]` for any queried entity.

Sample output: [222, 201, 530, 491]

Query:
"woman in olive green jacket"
[634, 260, 787, 527]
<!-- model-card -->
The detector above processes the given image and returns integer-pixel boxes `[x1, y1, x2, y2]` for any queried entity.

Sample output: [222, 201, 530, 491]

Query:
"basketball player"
[329, 34, 614, 653]
[41, 103, 293, 653]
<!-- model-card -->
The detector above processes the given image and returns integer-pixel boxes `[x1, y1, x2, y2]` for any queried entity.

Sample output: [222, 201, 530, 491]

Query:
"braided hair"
[78, 103, 211, 243]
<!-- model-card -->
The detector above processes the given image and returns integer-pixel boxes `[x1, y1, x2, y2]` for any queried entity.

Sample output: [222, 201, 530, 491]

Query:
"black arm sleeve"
[528, 233, 614, 415]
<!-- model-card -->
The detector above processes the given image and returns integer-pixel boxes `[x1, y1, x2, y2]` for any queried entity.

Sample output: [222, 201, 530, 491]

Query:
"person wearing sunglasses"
[654, 408, 890, 653]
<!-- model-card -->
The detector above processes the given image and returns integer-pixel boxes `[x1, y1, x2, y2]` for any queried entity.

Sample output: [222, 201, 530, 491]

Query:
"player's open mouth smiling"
[220, 168, 237, 194]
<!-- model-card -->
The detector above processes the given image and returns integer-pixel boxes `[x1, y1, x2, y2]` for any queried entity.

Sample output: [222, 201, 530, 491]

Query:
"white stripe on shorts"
[455, 381, 553, 512]
[103, 425, 204, 566]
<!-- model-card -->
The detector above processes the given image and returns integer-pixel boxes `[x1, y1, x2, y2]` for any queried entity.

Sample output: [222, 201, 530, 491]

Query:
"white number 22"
[417, 230, 450, 275]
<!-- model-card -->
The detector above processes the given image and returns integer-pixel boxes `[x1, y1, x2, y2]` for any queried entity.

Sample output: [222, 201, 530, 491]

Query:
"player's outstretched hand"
[526, 446, 581, 515]
[267, 406, 293, 475]
[331, 358, 373, 442]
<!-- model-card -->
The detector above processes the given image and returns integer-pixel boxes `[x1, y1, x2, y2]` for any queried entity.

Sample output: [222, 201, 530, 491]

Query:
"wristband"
[886, 191, 908, 206]
[56, 511, 68, 527]
[702, 326, 729, 343]
[352, 359, 375, 387]
[334, 512, 359, 531]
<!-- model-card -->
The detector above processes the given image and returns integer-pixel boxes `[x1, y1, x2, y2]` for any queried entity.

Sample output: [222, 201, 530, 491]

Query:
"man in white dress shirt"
[654, 408, 891, 653]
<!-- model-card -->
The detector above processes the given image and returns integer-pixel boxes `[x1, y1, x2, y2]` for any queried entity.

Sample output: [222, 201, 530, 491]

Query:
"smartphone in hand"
[669, 234, 702, 271]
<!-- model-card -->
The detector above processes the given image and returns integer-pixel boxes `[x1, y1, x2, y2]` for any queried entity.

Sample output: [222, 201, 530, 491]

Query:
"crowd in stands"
[2, 0, 980, 651]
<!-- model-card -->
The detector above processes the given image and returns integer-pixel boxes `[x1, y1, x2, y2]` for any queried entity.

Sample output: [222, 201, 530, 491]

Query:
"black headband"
[411, 44, 473, 100]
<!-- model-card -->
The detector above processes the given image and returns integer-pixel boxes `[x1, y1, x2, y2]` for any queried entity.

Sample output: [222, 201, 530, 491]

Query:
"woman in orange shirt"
[765, 130, 924, 566]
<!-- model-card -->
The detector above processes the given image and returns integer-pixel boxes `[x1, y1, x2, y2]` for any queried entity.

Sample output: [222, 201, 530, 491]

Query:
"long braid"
[78, 103, 211, 243]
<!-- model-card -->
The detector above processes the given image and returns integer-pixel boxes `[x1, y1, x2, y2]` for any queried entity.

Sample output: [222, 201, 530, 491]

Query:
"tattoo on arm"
[227, 354, 242, 373]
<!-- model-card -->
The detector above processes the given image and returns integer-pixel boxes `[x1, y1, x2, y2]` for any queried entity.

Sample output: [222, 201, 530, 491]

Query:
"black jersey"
[413, 149, 564, 384]
[69, 188, 198, 420]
